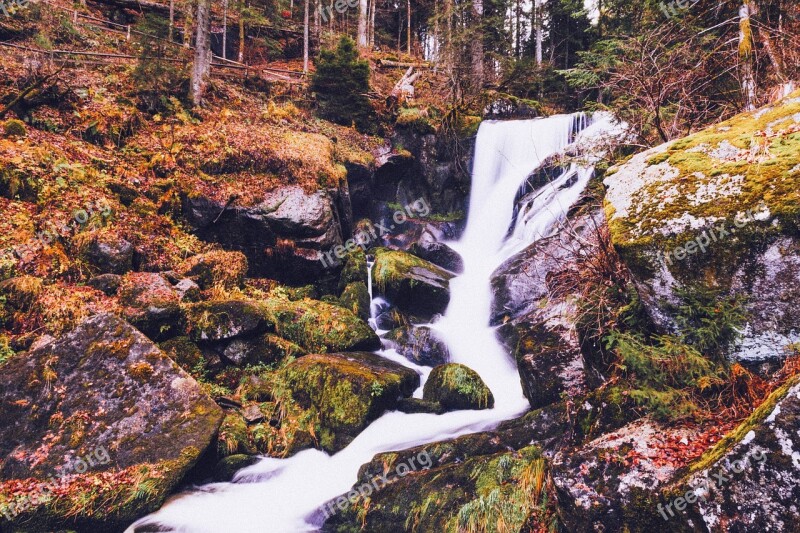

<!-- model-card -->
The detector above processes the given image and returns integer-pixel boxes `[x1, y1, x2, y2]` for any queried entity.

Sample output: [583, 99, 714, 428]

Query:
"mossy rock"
[213, 454, 260, 482]
[423, 363, 494, 410]
[159, 336, 206, 376]
[262, 296, 380, 353]
[117, 272, 184, 340]
[384, 324, 450, 366]
[0, 313, 223, 530]
[217, 412, 257, 457]
[3, 119, 26, 138]
[339, 281, 370, 321]
[279, 352, 420, 453]
[177, 250, 249, 290]
[338, 248, 368, 293]
[222, 333, 306, 366]
[184, 299, 273, 341]
[371, 248, 454, 320]
[75, 230, 134, 275]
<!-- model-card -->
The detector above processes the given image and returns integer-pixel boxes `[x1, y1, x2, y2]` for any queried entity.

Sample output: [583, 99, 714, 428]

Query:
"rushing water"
[128, 113, 616, 533]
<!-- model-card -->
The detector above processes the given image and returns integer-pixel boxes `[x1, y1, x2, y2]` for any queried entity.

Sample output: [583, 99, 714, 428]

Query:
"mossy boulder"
[222, 333, 306, 366]
[338, 248, 368, 293]
[76, 231, 134, 275]
[371, 248, 454, 320]
[3, 119, 26, 138]
[184, 299, 273, 341]
[338, 281, 370, 321]
[279, 352, 420, 453]
[159, 336, 206, 375]
[384, 324, 450, 366]
[604, 92, 800, 361]
[423, 363, 494, 410]
[263, 296, 380, 353]
[117, 272, 183, 339]
[177, 250, 248, 290]
[213, 454, 260, 482]
[0, 313, 223, 530]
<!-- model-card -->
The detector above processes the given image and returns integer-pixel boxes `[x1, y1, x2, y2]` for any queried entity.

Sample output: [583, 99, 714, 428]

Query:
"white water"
[128, 113, 615, 533]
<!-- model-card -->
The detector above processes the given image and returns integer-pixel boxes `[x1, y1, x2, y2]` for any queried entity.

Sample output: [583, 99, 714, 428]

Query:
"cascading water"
[128, 112, 618, 533]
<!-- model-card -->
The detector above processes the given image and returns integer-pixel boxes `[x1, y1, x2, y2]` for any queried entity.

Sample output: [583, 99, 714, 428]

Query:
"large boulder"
[422, 363, 494, 410]
[184, 299, 273, 341]
[0, 313, 223, 530]
[604, 92, 800, 362]
[222, 333, 306, 366]
[384, 325, 449, 366]
[183, 185, 350, 284]
[77, 231, 134, 275]
[280, 352, 420, 452]
[371, 248, 454, 320]
[177, 250, 248, 290]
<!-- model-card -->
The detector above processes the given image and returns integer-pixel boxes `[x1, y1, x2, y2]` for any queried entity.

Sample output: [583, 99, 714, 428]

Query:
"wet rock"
[409, 237, 463, 274]
[177, 250, 248, 290]
[281, 352, 420, 453]
[371, 248, 454, 321]
[78, 231, 134, 274]
[184, 300, 272, 341]
[339, 282, 370, 322]
[422, 363, 494, 410]
[117, 272, 183, 340]
[213, 454, 260, 482]
[337, 248, 368, 293]
[374, 307, 407, 331]
[86, 273, 121, 296]
[384, 325, 449, 366]
[264, 296, 380, 353]
[222, 333, 306, 366]
[0, 313, 223, 530]
[394, 398, 445, 415]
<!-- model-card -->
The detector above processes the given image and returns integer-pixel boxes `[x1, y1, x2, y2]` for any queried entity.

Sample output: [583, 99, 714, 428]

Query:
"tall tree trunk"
[222, 0, 228, 60]
[534, 0, 542, 65]
[303, 0, 310, 73]
[238, 5, 245, 62]
[358, 0, 369, 48]
[191, 0, 212, 106]
[739, 1, 757, 110]
[407, 0, 411, 55]
[515, 0, 521, 58]
[184, 0, 193, 48]
[471, 0, 484, 90]
[169, 0, 175, 42]
[368, 0, 376, 47]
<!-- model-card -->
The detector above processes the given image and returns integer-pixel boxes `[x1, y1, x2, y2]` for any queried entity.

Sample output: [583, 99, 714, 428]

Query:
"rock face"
[422, 363, 494, 410]
[384, 325, 449, 366]
[281, 352, 420, 452]
[183, 185, 351, 284]
[0, 313, 223, 529]
[371, 248, 454, 321]
[604, 92, 800, 362]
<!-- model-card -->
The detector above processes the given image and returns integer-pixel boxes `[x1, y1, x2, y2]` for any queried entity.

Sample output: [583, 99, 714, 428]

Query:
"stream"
[129, 112, 617, 533]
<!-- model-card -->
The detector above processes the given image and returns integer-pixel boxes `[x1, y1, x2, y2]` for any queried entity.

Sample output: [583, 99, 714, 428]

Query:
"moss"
[159, 336, 206, 377]
[423, 364, 494, 410]
[339, 282, 370, 321]
[371, 247, 451, 293]
[177, 250, 248, 290]
[338, 248, 368, 292]
[3, 119, 26, 138]
[217, 412, 257, 457]
[396, 107, 437, 134]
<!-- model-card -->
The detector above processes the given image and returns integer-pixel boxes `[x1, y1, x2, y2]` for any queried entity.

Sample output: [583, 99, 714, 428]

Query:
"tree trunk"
[168, 0, 175, 42]
[358, 0, 369, 48]
[739, 1, 757, 110]
[368, 0, 376, 47]
[238, 11, 245, 62]
[303, 0, 310, 73]
[407, 0, 411, 55]
[184, 0, 193, 48]
[534, 0, 542, 65]
[222, 0, 228, 60]
[471, 0, 484, 90]
[515, 0, 521, 58]
[190, 0, 212, 106]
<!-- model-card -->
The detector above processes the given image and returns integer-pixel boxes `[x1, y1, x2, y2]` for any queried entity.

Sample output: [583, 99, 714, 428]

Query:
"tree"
[739, 1, 757, 110]
[358, 0, 369, 48]
[190, 0, 212, 106]
[311, 36, 375, 132]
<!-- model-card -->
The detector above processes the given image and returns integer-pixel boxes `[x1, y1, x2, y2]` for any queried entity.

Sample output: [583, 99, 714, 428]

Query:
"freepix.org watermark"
[320, 198, 430, 268]
[1, 445, 111, 521]
[659, 201, 769, 267]
[319, 450, 433, 520]
[657, 448, 768, 521]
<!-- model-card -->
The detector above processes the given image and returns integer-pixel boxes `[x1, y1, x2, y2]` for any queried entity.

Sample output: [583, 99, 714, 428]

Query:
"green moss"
[217, 412, 256, 457]
[3, 119, 27, 138]
[371, 247, 451, 293]
[339, 282, 370, 321]
[396, 107, 437, 134]
[423, 364, 494, 410]
[338, 248, 368, 292]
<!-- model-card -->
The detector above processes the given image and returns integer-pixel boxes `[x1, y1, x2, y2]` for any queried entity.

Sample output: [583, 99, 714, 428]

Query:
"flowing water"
[129, 112, 617, 533]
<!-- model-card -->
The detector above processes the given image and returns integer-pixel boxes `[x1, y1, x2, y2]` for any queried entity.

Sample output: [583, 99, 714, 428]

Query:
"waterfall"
[127, 112, 617, 533]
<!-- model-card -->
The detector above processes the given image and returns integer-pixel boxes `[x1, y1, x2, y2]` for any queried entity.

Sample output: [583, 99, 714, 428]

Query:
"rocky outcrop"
[117, 272, 184, 340]
[280, 352, 420, 453]
[604, 92, 800, 362]
[371, 248, 454, 321]
[422, 363, 494, 410]
[77, 231, 134, 275]
[0, 313, 223, 530]
[183, 185, 351, 284]
[384, 325, 449, 366]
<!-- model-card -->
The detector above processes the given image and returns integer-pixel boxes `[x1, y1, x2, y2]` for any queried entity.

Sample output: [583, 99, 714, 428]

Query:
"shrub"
[311, 36, 375, 133]
[3, 119, 26, 138]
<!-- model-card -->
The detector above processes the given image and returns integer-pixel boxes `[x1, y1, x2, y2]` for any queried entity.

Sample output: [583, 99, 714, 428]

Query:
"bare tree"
[739, 1, 757, 110]
[358, 0, 369, 48]
[304, 0, 310, 73]
[190, 0, 212, 106]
